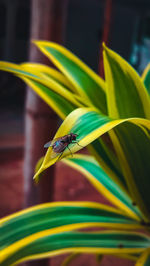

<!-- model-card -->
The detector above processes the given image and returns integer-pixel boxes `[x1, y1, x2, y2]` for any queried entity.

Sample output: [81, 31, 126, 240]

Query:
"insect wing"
[44, 138, 60, 148]
[44, 136, 66, 148]
[44, 140, 53, 148]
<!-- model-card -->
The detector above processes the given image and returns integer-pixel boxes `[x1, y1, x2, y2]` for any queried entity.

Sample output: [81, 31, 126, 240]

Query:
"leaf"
[141, 63, 150, 96]
[34, 108, 150, 221]
[0, 61, 39, 79]
[33, 41, 107, 114]
[0, 62, 80, 119]
[110, 122, 150, 222]
[21, 62, 76, 93]
[0, 62, 81, 108]
[34, 108, 150, 188]
[62, 154, 141, 220]
[0, 201, 139, 246]
[1, 229, 149, 266]
[21, 63, 89, 107]
[21, 77, 77, 119]
[136, 249, 150, 266]
[103, 48, 150, 221]
[103, 44, 150, 119]
[0, 61, 122, 187]
[0, 202, 141, 265]
[88, 137, 127, 190]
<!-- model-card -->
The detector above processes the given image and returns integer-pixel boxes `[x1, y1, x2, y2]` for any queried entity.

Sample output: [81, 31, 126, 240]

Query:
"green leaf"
[103, 44, 150, 119]
[110, 122, 150, 222]
[21, 62, 76, 93]
[0, 62, 81, 108]
[1, 230, 149, 266]
[33, 41, 107, 114]
[88, 137, 127, 190]
[34, 108, 150, 219]
[0, 61, 39, 79]
[142, 63, 150, 96]
[62, 154, 141, 220]
[0, 202, 141, 265]
[34, 107, 150, 221]
[0, 62, 80, 119]
[22, 77, 76, 119]
[0, 61, 121, 188]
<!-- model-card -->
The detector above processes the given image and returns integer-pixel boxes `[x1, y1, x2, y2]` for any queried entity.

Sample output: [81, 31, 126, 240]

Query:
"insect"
[44, 133, 82, 160]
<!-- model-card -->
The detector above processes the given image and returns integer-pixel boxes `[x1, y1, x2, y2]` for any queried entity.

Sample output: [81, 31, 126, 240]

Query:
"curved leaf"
[0, 61, 124, 193]
[109, 122, 150, 222]
[21, 77, 76, 119]
[0, 62, 81, 108]
[88, 137, 127, 189]
[0, 62, 80, 119]
[0, 202, 141, 264]
[34, 108, 150, 186]
[103, 44, 150, 119]
[21, 62, 76, 93]
[62, 154, 141, 220]
[33, 41, 107, 114]
[0, 61, 39, 79]
[0, 61, 123, 189]
[34, 108, 150, 221]
[1, 230, 149, 266]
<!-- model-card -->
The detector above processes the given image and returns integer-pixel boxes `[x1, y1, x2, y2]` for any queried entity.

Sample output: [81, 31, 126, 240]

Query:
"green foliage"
[0, 42, 150, 265]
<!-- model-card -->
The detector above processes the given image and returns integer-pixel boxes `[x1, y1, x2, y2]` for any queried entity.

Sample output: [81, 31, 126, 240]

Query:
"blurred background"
[0, 0, 150, 265]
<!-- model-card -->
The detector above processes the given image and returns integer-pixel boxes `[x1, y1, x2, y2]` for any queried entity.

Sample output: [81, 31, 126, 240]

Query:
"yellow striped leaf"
[103, 44, 150, 119]
[33, 41, 107, 114]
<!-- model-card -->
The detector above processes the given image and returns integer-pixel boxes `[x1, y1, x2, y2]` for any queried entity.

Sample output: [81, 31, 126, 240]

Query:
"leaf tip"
[31, 39, 38, 45]
[33, 164, 45, 184]
[102, 43, 110, 55]
[32, 39, 43, 48]
[33, 173, 39, 184]
[102, 42, 106, 49]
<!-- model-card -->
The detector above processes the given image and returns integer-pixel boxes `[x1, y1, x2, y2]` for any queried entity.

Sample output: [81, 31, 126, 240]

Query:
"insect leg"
[67, 145, 73, 157]
[72, 141, 83, 148]
[56, 152, 64, 162]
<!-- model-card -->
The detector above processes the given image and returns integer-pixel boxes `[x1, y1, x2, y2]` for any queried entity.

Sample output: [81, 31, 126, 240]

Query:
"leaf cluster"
[0, 42, 150, 265]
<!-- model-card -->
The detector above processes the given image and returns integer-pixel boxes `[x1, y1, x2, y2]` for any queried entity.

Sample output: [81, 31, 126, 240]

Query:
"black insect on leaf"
[44, 133, 82, 160]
